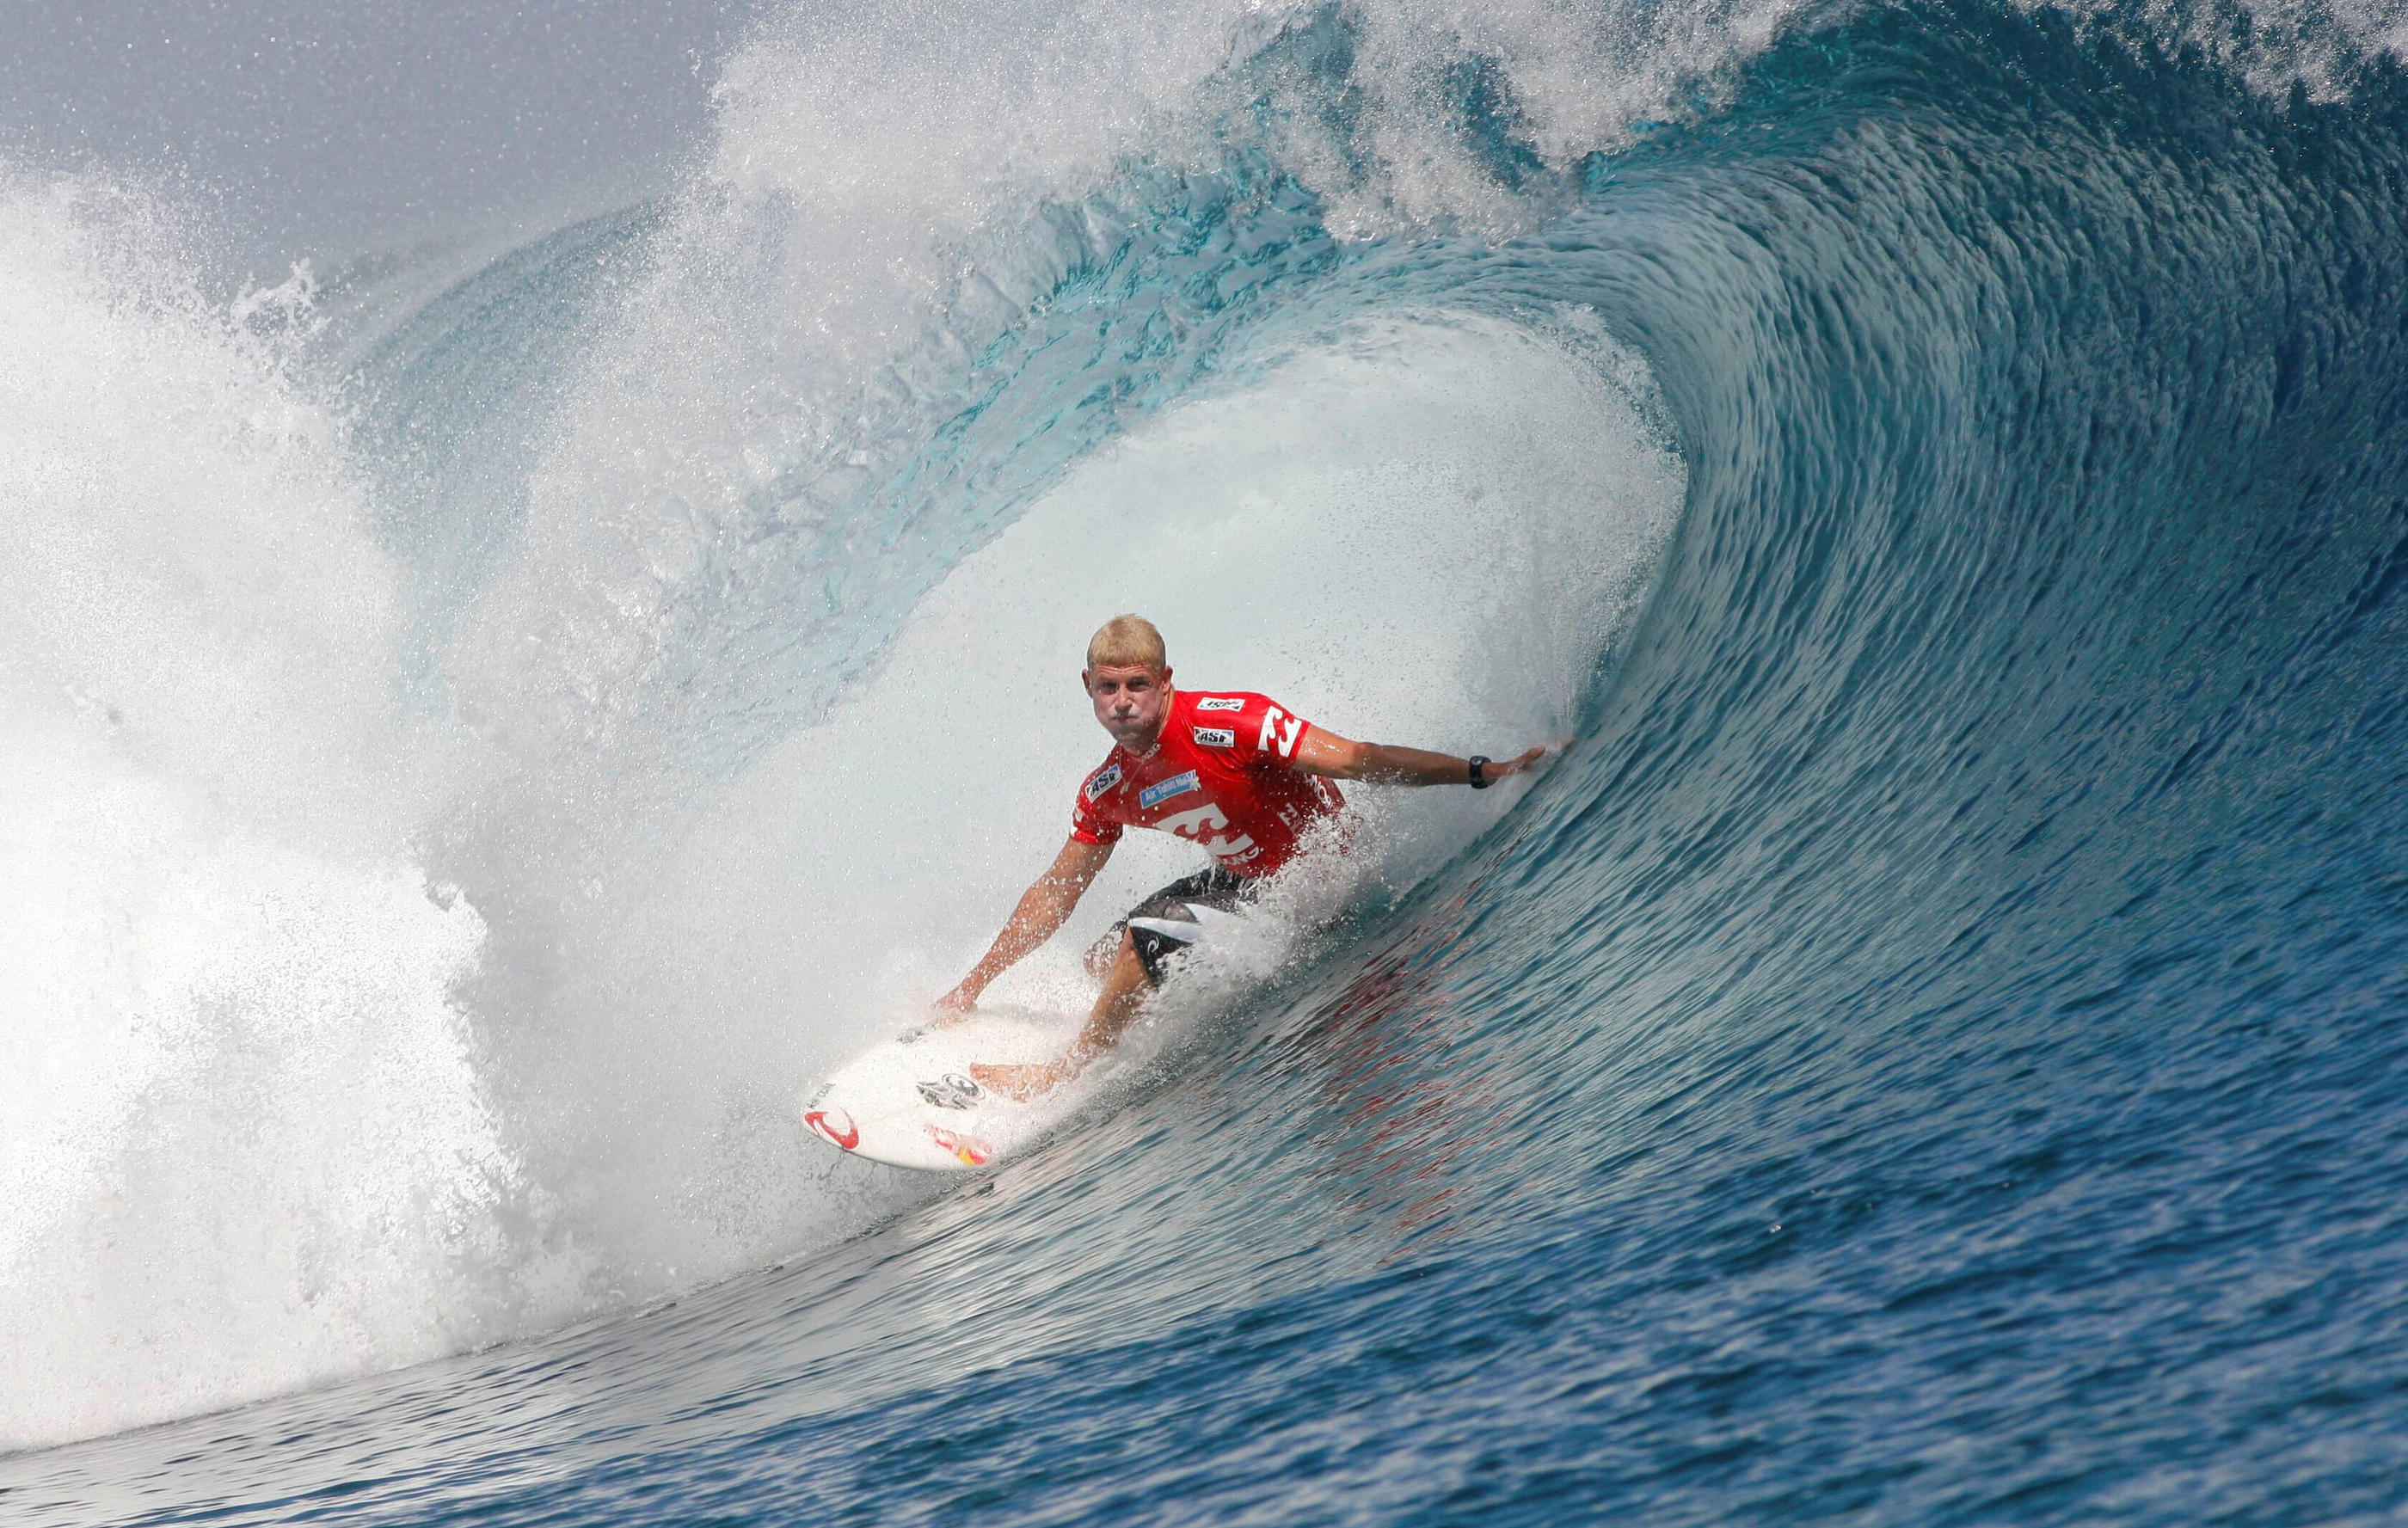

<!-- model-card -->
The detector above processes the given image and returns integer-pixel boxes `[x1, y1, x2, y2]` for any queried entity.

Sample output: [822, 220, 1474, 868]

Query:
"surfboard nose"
[804, 1108, 860, 1151]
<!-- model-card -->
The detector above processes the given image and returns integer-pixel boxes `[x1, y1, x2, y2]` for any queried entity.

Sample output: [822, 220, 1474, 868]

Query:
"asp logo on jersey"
[1191, 727, 1237, 747]
[1084, 763, 1123, 801]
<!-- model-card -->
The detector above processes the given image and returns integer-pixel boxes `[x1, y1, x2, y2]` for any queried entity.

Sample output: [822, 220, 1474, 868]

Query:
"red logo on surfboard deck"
[806, 1108, 860, 1151]
[926, 1125, 992, 1166]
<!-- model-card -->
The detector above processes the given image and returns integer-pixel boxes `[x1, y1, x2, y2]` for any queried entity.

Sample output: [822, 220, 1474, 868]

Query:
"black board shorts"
[1102, 868, 1259, 985]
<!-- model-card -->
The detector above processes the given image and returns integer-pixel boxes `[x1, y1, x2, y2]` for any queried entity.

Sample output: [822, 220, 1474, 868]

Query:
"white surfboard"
[802, 1006, 1079, 1171]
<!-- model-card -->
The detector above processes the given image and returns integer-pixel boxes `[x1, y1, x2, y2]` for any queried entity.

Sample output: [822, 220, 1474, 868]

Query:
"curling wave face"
[9, 0, 2408, 1519]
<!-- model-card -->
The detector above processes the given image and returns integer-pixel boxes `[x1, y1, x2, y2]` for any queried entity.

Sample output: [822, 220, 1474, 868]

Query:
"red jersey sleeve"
[1069, 760, 1126, 845]
[1187, 691, 1315, 767]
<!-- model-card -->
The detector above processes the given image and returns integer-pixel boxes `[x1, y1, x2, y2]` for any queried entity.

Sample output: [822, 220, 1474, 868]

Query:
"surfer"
[937, 614, 1547, 1095]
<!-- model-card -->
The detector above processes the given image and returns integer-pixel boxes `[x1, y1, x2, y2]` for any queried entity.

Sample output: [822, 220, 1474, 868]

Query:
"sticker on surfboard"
[802, 1006, 1074, 1172]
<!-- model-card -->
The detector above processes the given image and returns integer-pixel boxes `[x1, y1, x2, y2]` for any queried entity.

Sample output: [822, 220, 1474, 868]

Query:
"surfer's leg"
[1081, 924, 1123, 979]
[1076, 873, 1247, 1058]
[970, 931, 1152, 1100]
[1076, 930, 1156, 1059]
[1114, 869, 1250, 982]
[1090, 873, 1207, 967]
[971, 874, 1246, 1099]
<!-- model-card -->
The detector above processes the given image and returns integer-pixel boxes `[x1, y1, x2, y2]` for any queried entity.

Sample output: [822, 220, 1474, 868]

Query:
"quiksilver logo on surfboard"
[916, 1073, 982, 1109]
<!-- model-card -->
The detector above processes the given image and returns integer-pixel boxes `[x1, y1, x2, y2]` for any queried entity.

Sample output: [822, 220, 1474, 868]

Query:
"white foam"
[0, 175, 534, 1451]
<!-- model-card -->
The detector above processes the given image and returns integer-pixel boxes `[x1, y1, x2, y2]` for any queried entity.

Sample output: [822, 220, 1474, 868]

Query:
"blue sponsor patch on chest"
[1139, 770, 1201, 809]
[1084, 763, 1123, 801]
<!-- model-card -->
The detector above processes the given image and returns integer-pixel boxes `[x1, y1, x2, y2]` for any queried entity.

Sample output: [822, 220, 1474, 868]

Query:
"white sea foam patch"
[0, 176, 530, 1450]
[0, 736, 507, 1449]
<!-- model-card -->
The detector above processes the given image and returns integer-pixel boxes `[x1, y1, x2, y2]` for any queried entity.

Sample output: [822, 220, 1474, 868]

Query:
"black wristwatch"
[1468, 755, 1491, 789]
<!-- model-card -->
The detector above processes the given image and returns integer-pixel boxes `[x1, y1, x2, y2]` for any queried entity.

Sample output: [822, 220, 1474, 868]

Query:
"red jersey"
[1070, 690, 1345, 879]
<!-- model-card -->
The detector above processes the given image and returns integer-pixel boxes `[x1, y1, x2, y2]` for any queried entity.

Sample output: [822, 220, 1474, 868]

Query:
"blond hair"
[1086, 613, 1167, 671]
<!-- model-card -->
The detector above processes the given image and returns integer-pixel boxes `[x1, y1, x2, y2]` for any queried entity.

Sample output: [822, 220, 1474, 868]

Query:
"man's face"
[1085, 662, 1173, 751]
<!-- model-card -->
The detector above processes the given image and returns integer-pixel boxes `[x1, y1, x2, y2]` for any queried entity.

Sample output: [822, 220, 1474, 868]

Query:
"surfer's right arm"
[936, 836, 1115, 1016]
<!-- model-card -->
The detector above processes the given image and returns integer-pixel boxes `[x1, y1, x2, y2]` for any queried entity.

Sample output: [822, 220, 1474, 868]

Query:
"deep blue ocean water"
[6, 0, 2408, 1521]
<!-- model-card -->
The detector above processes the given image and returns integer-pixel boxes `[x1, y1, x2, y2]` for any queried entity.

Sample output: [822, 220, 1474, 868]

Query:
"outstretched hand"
[1484, 743, 1553, 782]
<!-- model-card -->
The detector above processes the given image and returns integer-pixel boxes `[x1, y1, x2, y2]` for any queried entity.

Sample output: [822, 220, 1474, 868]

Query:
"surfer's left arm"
[1292, 729, 1549, 788]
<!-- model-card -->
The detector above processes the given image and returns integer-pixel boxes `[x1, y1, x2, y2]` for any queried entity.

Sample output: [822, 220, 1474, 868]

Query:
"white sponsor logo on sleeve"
[1257, 706, 1306, 758]
[1195, 696, 1245, 712]
[1084, 763, 1123, 801]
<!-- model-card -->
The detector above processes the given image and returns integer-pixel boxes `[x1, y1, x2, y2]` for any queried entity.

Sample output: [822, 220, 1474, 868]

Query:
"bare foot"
[968, 1059, 1074, 1101]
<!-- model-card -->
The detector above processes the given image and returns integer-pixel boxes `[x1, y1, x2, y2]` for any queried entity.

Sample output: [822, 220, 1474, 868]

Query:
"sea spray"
[0, 175, 556, 1449]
